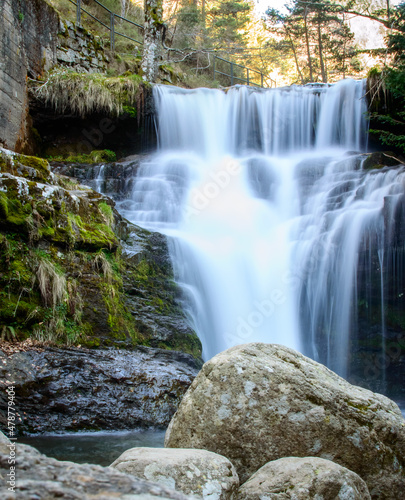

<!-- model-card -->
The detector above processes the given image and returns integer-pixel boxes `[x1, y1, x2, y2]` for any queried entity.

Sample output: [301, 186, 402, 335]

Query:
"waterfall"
[117, 79, 405, 400]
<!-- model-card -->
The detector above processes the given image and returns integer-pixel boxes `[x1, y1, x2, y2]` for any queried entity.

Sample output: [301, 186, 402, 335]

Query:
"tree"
[141, 0, 165, 82]
[367, 3, 405, 154]
[265, 0, 359, 83]
[207, 0, 252, 53]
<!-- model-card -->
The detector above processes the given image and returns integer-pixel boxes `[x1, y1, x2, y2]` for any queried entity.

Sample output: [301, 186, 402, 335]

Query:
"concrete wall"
[0, 0, 108, 153]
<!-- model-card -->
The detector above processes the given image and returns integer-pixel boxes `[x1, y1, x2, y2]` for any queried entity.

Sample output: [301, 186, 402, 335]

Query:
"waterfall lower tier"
[113, 80, 404, 403]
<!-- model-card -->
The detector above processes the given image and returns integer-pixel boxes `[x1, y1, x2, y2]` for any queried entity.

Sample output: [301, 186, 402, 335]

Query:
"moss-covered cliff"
[0, 148, 201, 358]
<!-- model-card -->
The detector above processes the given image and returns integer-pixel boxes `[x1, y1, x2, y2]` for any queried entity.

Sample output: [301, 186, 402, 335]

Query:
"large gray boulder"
[110, 447, 239, 499]
[0, 442, 189, 499]
[238, 457, 370, 499]
[165, 343, 405, 498]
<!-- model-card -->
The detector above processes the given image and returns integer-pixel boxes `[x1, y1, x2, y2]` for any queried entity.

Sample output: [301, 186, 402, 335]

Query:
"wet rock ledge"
[0, 346, 199, 435]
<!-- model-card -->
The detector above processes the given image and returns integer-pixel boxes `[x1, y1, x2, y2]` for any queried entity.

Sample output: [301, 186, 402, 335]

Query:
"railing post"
[76, 0, 81, 26]
[247, 68, 249, 86]
[230, 62, 234, 86]
[261, 72, 263, 88]
[213, 55, 216, 81]
[110, 12, 115, 51]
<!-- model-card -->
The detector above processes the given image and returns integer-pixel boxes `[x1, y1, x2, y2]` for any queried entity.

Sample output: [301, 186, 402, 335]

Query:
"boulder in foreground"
[0, 442, 189, 500]
[111, 447, 239, 499]
[165, 343, 405, 498]
[238, 456, 370, 499]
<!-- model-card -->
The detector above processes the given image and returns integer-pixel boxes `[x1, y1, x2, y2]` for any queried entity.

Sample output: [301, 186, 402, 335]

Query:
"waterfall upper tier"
[155, 79, 368, 156]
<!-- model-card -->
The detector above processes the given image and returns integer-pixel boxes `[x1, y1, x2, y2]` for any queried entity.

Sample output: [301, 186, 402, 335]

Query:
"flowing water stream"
[115, 79, 404, 400]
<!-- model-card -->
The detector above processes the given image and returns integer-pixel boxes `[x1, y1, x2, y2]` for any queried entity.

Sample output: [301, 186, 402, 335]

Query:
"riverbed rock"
[111, 447, 239, 500]
[165, 343, 405, 499]
[0, 346, 199, 435]
[238, 456, 370, 500]
[0, 443, 189, 499]
[0, 431, 11, 454]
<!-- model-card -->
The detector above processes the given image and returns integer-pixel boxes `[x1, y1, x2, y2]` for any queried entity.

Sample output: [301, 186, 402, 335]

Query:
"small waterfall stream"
[113, 80, 404, 399]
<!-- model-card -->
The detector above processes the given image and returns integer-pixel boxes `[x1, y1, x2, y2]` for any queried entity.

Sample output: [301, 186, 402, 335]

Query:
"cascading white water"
[118, 79, 405, 389]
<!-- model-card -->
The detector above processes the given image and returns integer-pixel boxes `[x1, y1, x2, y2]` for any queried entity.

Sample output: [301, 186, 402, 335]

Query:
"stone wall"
[0, 0, 59, 153]
[0, 0, 108, 153]
[57, 20, 108, 73]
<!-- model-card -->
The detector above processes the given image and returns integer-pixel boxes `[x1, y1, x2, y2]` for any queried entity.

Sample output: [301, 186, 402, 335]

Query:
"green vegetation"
[48, 150, 117, 164]
[266, 0, 360, 83]
[0, 150, 201, 357]
[32, 69, 145, 117]
[365, 4, 405, 155]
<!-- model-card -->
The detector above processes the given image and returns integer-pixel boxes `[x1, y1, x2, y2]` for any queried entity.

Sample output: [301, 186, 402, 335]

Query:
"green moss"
[101, 282, 142, 344]
[0, 193, 8, 219]
[134, 259, 155, 280]
[158, 332, 202, 358]
[122, 105, 137, 118]
[98, 202, 114, 227]
[18, 155, 50, 175]
[0, 194, 32, 230]
[66, 212, 118, 251]
[50, 149, 117, 165]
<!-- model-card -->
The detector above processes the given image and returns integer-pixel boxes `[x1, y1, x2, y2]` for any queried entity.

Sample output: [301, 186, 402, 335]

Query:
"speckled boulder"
[165, 343, 405, 499]
[238, 457, 370, 499]
[110, 447, 239, 500]
[0, 443, 189, 500]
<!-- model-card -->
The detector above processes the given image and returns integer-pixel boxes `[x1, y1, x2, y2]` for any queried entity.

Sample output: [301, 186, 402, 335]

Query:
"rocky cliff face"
[0, 0, 109, 154]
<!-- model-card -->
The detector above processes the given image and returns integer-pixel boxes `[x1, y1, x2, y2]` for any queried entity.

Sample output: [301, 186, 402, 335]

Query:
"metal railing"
[213, 55, 273, 88]
[68, 0, 144, 51]
[64, 0, 274, 88]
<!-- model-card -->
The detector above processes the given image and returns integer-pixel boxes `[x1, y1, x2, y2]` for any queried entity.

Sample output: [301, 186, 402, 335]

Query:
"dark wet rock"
[362, 152, 403, 170]
[51, 156, 146, 201]
[121, 228, 202, 356]
[0, 442, 190, 499]
[0, 346, 199, 435]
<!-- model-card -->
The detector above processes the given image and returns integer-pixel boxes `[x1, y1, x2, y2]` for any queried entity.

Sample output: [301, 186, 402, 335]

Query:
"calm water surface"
[19, 428, 166, 466]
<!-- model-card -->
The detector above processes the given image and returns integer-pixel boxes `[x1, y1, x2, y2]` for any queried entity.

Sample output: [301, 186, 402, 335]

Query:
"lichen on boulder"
[111, 447, 239, 499]
[238, 457, 371, 500]
[165, 343, 405, 499]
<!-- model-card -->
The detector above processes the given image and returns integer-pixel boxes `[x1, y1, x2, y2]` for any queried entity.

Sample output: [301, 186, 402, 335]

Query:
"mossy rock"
[362, 152, 403, 170]
[0, 151, 52, 183]
[0, 150, 201, 358]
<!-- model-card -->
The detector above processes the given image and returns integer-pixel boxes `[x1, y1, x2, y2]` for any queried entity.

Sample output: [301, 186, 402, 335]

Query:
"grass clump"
[31, 68, 145, 117]
[49, 150, 117, 164]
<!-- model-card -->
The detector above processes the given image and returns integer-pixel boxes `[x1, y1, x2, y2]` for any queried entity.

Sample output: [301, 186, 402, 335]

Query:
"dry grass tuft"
[36, 257, 67, 309]
[31, 68, 144, 117]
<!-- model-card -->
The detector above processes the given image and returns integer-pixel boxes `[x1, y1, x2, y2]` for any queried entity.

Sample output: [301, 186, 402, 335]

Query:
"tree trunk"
[202, 0, 206, 27]
[141, 0, 164, 82]
[342, 13, 346, 79]
[317, 20, 327, 83]
[304, 7, 313, 82]
[286, 28, 304, 84]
